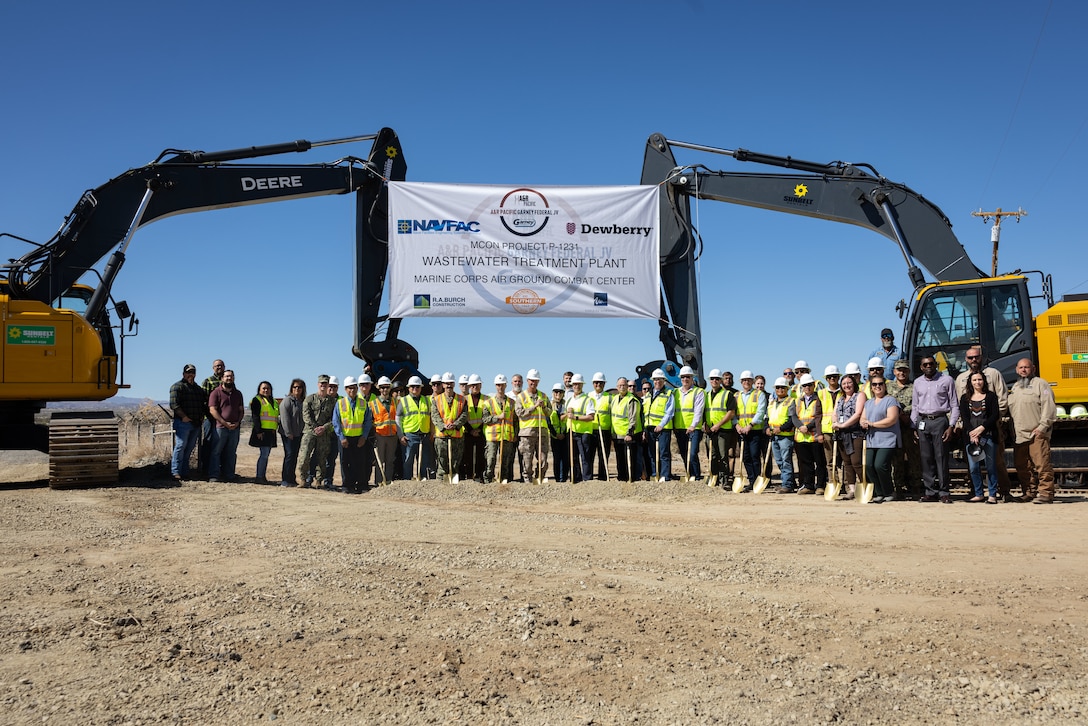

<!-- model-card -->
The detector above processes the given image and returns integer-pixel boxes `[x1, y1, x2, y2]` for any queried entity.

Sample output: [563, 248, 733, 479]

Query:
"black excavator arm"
[640, 133, 985, 381]
[3, 128, 414, 377]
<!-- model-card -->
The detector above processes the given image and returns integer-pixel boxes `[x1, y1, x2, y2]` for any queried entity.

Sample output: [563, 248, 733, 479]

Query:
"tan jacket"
[1007, 376, 1057, 443]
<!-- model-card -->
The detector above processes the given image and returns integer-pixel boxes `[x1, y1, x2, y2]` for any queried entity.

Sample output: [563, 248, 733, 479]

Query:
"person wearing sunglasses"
[910, 357, 959, 503]
[867, 327, 904, 378]
[953, 345, 1015, 501]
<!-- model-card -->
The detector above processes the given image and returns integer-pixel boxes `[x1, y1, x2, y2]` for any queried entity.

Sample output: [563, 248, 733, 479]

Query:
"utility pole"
[972, 207, 1027, 277]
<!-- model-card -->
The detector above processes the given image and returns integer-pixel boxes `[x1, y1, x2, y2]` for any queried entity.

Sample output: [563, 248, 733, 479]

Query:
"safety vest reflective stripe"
[549, 407, 568, 435]
[518, 391, 548, 428]
[768, 398, 791, 435]
[484, 396, 514, 442]
[338, 397, 367, 437]
[569, 394, 594, 435]
[466, 397, 485, 430]
[672, 388, 701, 429]
[794, 397, 818, 443]
[705, 389, 734, 428]
[258, 398, 279, 430]
[370, 398, 397, 436]
[399, 395, 431, 434]
[610, 394, 643, 437]
[437, 394, 465, 438]
[738, 391, 766, 430]
[645, 391, 673, 429]
[594, 392, 613, 430]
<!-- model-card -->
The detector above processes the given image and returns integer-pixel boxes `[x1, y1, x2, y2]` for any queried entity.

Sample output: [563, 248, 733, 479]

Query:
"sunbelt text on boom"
[397, 219, 481, 234]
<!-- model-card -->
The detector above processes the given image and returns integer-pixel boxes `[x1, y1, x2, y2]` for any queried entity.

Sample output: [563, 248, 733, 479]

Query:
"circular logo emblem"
[499, 188, 551, 237]
[505, 289, 546, 314]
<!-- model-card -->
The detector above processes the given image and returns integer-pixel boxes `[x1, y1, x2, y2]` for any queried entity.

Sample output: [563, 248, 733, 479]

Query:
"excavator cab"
[905, 276, 1033, 382]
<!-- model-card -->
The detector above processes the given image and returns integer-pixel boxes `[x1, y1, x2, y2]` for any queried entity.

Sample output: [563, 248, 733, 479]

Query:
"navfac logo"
[593, 292, 608, 307]
[397, 219, 481, 234]
[413, 294, 431, 310]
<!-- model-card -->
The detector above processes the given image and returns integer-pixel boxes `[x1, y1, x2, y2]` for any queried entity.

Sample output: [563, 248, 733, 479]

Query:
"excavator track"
[48, 411, 119, 488]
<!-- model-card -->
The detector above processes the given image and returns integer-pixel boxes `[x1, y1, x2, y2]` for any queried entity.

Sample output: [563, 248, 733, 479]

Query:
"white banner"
[388, 182, 660, 318]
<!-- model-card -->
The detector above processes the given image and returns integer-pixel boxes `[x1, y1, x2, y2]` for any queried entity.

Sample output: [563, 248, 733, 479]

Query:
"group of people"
[168, 327, 1059, 503]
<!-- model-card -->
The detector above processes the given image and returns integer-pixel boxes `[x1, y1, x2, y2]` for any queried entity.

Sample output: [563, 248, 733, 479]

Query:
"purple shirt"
[910, 372, 959, 427]
[208, 385, 244, 428]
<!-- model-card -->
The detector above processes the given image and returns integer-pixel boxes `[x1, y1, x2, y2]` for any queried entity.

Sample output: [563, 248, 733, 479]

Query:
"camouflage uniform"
[299, 384, 337, 487]
[887, 373, 921, 498]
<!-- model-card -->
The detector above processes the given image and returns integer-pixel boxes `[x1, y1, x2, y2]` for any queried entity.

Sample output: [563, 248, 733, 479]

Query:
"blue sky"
[3, 1, 1085, 401]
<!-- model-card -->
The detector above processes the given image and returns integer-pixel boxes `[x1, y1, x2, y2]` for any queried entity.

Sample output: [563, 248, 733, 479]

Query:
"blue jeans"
[402, 432, 434, 479]
[676, 429, 702, 478]
[171, 419, 199, 478]
[967, 435, 999, 498]
[649, 429, 672, 479]
[210, 426, 240, 480]
[280, 434, 300, 484]
[771, 435, 794, 489]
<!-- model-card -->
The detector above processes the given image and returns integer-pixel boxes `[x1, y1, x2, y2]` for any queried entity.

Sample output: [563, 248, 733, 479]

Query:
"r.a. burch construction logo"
[506, 289, 545, 314]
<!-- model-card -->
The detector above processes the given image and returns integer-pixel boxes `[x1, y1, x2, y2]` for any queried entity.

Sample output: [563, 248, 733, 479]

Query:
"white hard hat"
[343, 376, 358, 387]
[327, 375, 339, 386]
[679, 366, 695, 377]
[867, 357, 884, 369]
[458, 374, 469, 385]
[493, 373, 507, 385]
[707, 369, 722, 379]
[1071, 404, 1088, 418]
[592, 371, 606, 383]
[527, 369, 541, 381]
[571, 373, 584, 384]
[441, 371, 455, 384]
[844, 362, 862, 375]
[377, 376, 392, 386]
[799, 373, 816, 386]
[824, 364, 840, 376]
[774, 377, 789, 388]
[1056, 405, 1068, 419]
[552, 381, 564, 391]
[468, 373, 482, 385]
[740, 370, 753, 380]
[651, 368, 666, 379]
[408, 376, 423, 387]
[794, 360, 809, 370]
[430, 373, 442, 383]
[358, 373, 373, 384]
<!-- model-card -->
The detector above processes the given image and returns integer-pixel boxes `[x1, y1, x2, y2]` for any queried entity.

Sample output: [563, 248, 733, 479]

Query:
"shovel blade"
[861, 482, 875, 504]
[732, 476, 746, 493]
[824, 480, 841, 501]
[753, 475, 769, 494]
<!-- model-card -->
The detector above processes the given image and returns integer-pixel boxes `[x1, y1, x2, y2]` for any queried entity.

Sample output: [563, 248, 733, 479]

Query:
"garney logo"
[506, 289, 546, 314]
[784, 183, 813, 207]
[397, 219, 481, 234]
[491, 188, 558, 237]
[7, 325, 56, 345]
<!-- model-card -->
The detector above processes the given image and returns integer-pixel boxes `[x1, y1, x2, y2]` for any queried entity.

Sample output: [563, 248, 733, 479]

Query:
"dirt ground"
[1, 438, 1086, 725]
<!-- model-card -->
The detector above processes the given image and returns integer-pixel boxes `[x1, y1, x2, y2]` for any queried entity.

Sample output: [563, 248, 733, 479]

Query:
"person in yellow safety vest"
[514, 369, 552, 482]
[333, 376, 373, 494]
[247, 381, 279, 484]
[789, 360, 823, 398]
[703, 370, 737, 485]
[819, 365, 843, 492]
[610, 377, 644, 481]
[461, 374, 487, 482]
[735, 371, 767, 489]
[645, 368, 675, 480]
[672, 366, 706, 479]
[482, 374, 516, 483]
[565, 373, 596, 482]
[790, 373, 824, 494]
[430, 371, 467, 480]
[862, 357, 885, 399]
[397, 375, 433, 480]
[549, 382, 571, 482]
[589, 372, 613, 480]
[370, 376, 399, 486]
[767, 377, 797, 493]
